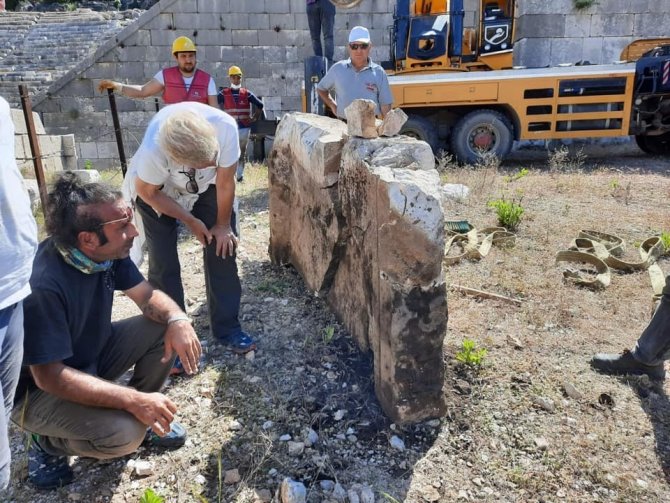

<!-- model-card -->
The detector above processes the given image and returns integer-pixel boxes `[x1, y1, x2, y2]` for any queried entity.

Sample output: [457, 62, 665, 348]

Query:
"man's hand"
[161, 320, 202, 375]
[98, 79, 122, 93]
[184, 216, 212, 247]
[126, 391, 178, 437]
[211, 223, 238, 257]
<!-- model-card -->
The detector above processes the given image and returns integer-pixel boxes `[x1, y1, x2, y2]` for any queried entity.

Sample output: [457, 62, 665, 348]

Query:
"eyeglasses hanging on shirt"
[179, 168, 199, 194]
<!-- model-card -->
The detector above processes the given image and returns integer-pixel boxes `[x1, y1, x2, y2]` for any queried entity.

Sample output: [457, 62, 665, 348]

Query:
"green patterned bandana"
[55, 243, 113, 274]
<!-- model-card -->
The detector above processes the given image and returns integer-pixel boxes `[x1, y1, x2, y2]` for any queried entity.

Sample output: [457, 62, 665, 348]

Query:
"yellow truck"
[329, 0, 670, 163]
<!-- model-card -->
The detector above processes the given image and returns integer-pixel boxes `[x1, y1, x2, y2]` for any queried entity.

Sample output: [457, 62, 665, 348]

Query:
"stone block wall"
[268, 113, 447, 424]
[514, 1, 670, 67]
[11, 109, 77, 173]
[29, 0, 395, 169]
[0, 1, 664, 169]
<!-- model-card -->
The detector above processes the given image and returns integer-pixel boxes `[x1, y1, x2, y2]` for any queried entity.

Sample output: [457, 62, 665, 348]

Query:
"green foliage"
[84, 159, 93, 170]
[488, 197, 524, 230]
[139, 488, 164, 503]
[503, 168, 529, 183]
[456, 339, 487, 367]
[380, 492, 402, 503]
[661, 231, 670, 253]
[573, 0, 597, 9]
[254, 278, 287, 295]
[322, 325, 335, 344]
[608, 178, 620, 190]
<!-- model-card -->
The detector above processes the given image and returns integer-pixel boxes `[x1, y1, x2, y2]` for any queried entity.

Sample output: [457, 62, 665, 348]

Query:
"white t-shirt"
[0, 97, 38, 309]
[125, 101, 240, 212]
[153, 69, 217, 97]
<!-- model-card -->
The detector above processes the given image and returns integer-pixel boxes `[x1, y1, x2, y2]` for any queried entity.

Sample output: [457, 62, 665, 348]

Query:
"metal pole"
[106, 89, 127, 176]
[18, 84, 48, 212]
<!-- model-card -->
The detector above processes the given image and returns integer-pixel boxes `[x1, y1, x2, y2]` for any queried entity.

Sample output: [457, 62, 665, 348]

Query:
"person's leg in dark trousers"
[307, 1, 323, 57]
[10, 316, 169, 460]
[190, 185, 242, 339]
[135, 196, 186, 311]
[0, 302, 24, 489]
[321, 0, 336, 63]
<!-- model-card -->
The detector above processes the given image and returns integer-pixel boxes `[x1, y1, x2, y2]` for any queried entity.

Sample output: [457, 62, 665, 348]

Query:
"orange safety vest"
[220, 87, 252, 127]
[162, 67, 210, 104]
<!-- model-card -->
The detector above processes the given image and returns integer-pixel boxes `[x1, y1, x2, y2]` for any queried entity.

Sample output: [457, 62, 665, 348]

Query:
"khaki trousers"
[11, 316, 172, 459]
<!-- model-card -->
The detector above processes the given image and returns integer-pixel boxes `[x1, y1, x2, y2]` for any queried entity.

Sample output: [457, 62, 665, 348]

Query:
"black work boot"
[590, 349, 666, 380]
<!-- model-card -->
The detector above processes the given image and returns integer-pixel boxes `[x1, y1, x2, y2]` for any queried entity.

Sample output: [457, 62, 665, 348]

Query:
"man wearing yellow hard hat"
[217, 65, 264, 182]
[98, 36, 218, 107]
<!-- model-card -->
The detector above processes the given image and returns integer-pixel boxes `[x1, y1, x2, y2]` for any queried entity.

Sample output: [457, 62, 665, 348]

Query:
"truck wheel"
[400, 115, 439, 153]
[636, 133, 670, 155]
[451, 109, 513, 164]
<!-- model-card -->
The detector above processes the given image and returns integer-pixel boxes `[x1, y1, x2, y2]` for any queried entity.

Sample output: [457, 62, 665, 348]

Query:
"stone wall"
[515, 1, 670, 67]
[1, 1, 666, 169]
[11, 108, 77, 174]
[29, 0, 395, 169]
[268, 113, 447, 424]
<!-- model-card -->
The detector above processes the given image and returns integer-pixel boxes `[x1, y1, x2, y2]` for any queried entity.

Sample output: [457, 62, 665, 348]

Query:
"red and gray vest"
[220, 88, 252, 127]
[162, 67, 210, 104]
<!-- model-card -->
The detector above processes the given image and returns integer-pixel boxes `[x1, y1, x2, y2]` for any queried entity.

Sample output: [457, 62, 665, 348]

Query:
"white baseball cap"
[348, 26, 371, 44]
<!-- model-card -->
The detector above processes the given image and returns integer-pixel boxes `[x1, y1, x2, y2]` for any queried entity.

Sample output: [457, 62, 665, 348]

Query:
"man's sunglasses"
[349, 43, 369, 50]
[180, 168, 199, 194]
[97, 206, 133, 228]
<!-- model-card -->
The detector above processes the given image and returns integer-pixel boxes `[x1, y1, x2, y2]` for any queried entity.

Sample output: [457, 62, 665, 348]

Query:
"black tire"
[400, 115, 439, 153]
[636, 133, 670, 155]
[450, 109, 514, 164]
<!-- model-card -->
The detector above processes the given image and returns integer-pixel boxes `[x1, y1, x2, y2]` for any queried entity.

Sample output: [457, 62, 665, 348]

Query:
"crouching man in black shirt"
[11, 173, 201, 490]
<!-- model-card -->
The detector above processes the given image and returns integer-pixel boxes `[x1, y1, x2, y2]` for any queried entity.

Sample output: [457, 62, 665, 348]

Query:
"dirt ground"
[5, 142, 670, 503]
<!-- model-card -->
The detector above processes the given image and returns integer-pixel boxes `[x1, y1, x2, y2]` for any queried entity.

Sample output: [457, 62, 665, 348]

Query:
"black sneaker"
[143, 421, 187, 449]
[590, 349, 666, 380]
[28, 435, 73, 490]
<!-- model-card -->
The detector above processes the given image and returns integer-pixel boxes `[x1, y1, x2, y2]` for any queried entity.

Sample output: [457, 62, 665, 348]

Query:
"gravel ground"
[5, 145, 670, 503]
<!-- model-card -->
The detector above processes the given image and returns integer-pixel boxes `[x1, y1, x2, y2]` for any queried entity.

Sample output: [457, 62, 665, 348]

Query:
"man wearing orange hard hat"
[98, 36, 218, 107]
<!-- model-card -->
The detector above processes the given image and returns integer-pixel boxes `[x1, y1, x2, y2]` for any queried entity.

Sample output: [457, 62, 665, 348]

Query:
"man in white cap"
[317, 25, 393, 120]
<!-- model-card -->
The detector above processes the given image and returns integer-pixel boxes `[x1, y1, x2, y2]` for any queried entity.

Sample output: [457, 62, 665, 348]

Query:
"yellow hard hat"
[172, 36, 196, 55]
[228, 65, 243, 76]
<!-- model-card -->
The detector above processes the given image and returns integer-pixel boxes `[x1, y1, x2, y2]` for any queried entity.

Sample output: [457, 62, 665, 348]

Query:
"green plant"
[661, 231, 670, 253]
[84, 159, 93, 170]
[488, 197, 524, 230]
[456, 339, 487, 367]
[255, 278, 287, 295]
[380, 492, 402, 503]
[322, 325, 335, 344]
[140, 488, 164, 503]
[608, 178, 619, 190]
[573, 0, 597, 9]
[503, 168, 529, 183]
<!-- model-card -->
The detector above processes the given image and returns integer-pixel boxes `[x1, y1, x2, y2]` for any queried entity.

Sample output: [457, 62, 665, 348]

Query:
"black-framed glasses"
[349, 43, 369, 50]
[180, 168, 199, 194]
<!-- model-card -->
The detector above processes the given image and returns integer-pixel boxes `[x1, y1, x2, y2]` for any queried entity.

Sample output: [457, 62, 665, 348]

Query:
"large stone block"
[329, 137, 446, 423]
[564, 15, 591, 38]
[516, 14, 566, 39]
[590, 14, 634, 37]
[633, 12, 670, 37]
[11, 109, 46, 135]
[550, 38, 584, 66]
[268, 112, 348, 293]
[581, 37, 604, 64]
